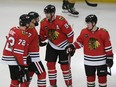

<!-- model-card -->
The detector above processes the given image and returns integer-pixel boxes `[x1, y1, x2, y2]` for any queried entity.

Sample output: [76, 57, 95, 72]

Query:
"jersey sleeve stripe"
[75, 41, 83, 48]
[13, 49, 24, 54]
[105, 46, 112, 52]
[67, 31, 74, 37]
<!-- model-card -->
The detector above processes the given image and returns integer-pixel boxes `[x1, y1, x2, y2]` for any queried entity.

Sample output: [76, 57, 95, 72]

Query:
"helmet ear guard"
[85, 14, 97, 24]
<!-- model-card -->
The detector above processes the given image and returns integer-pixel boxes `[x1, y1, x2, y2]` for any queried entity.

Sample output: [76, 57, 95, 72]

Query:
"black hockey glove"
[38, 35, 47, 47]
[27, 56, 32, 65]
[18, 66, 30, 83]
[106, 59, 113, 68]
[65, 44, 75, 56]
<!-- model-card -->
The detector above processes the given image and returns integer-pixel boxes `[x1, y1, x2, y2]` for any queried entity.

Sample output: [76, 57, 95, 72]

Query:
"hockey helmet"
[28, 11, 39, 20]
[44, 4, 56, 14]
[19, 14, 31, 26]
[85, 14, 97, 24]
[28, 11, 40, 26]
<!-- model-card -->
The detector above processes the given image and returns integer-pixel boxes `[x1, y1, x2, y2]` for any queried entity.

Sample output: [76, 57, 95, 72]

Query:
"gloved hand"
[27, 56, 32, 65]
[38, 35, 47, 47]
[18, 66, 30, 83]
[106, 59, 113, 68]
[65, 44, 75, 56]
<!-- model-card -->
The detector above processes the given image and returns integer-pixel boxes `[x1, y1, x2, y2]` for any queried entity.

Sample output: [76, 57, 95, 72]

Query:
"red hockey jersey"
[26, 28, 40, 62]
[40, 15, 74, 50]
[73, 28, 113, 66]
[2, 27, 29, 65]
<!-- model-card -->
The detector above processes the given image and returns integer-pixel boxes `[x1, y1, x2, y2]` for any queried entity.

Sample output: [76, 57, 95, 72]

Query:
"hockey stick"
[107, 66, 112, 76]
[85, 0, 98, 7]
[67, 54, 72, 87]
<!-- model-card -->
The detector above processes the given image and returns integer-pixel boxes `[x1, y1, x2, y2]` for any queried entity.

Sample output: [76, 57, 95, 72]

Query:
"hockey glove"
[18, 66, 30, 83]
[106, 59, 113, 68]
[65, 44, 75, 56]
[27, 56, 32, 65]
[38, 35, 47, 47]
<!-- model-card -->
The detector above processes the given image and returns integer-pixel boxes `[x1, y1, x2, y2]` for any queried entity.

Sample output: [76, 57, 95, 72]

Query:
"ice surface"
[0, 0, 116, 87]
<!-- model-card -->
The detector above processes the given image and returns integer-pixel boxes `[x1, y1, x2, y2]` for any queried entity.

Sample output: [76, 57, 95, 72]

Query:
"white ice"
[0, 0, 116, 87]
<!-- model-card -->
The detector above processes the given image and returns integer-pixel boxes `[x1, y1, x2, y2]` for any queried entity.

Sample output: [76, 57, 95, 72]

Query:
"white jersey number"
[64, 23, 69, 29]
[18, 39, 26, 46]
[5, 36, 15, 51]
[5, 36, 26, 51]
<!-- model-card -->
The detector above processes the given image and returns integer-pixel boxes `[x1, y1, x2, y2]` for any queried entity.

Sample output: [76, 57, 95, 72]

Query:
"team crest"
[22, 31, 26, 35]
[59, 16, 64, 20]
[48, 29, 59, 41]
[102, 28, 107, 32]
[40, 19, 44, 23]
[88, 38, 100, 50]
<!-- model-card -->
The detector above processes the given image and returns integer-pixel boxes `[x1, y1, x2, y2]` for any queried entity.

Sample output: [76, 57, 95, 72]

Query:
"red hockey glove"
[18, 66, 30, 83]
[65, 44, 75, 56]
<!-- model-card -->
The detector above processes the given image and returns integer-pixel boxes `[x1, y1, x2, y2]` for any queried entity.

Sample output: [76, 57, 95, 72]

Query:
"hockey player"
[26, 11, 46, 87]
[62, 0, 79, 16]
[2, 14, 31, 87]
[65, 14, 114, 87]
[39, 4, 74, 87]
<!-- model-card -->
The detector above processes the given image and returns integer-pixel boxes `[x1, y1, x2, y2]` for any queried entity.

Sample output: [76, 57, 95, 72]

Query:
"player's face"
[86, 22, 94, 30]
[45, 13, 51, 19]
[35, 17, 40, 23]
[34, 17, 39, 26]
[45, 13, 54, 21]
[29, 19, 35, 27]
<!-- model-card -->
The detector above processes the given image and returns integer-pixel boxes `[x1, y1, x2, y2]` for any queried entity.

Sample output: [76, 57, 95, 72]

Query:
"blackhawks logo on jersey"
[88, 38, 100, 50]
[59, 16, 64, 20]
[48, 29, 59, 41]
[22, 30, 26, 35]
[102, 28, 108, 32]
